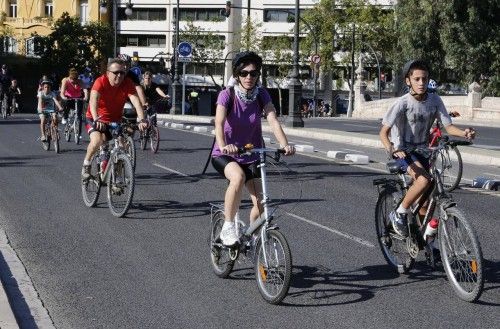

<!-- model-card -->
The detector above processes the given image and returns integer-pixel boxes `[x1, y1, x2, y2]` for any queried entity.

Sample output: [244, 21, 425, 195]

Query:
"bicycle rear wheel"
[375, 185, 415, 274]
[150, 125, 160, 153]
[81, 153, 101, 207]
[438, 207, 484, 302]
[255, 229, 292, 304]
[106, 153, 135, 217]
[436, 145, 463, 192]
[209, 210, 235, 278]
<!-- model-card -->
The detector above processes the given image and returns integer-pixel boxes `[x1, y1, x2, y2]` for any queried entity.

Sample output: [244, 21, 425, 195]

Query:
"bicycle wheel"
[139, 130, 147, 150]
[124, 135, 136, 170]
[74, 117, 81, 145]
[106, 153, 135, 217]
[1, 98, 7, 119]
[81, 153, 101, 207]
[209, 210, 235, 278]
[150, 125, 160, 153]
[52, 125, 60, 154]
[436, 145, 463, 192]
[42, 123, 51, 151]
[64, 121, 71, 142]
[438, 207, 484, 302]
[375, 185, 415, 274]
[254, 229, 292, 304]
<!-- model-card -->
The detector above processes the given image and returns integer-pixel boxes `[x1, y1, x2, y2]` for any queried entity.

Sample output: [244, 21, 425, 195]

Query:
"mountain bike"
[429, 121, 465, 192]
[373, 137, 484, 302]
[81, 122, 135, 217]
[40, 109, 61, 154]
[121, 105, 138, 170]
[139, 106, 160, 153]
[209, 146, 293, 305]
[64, 98, 84, 144]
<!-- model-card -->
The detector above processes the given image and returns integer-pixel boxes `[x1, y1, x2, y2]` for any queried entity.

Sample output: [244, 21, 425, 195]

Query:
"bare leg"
[401, 162, 431, 213]
[223, 162, 246, 223]
[84, 131, 106, 162]
[246, 178, 263, 223]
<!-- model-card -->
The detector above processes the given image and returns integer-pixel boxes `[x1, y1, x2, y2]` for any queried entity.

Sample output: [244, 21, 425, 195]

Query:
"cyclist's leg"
[212, 156, 246, 222]
[245, 163, 263, 223]
[39, 113, 46, 140]
[401, 158, 431, 210]
[84, 119, 108, 163]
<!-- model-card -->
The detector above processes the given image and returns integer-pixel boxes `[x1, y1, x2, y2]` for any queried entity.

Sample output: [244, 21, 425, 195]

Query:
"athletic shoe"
[220, 222, 239, 246]
[389, 211, 409, 237]
[81, 164, 91, 181]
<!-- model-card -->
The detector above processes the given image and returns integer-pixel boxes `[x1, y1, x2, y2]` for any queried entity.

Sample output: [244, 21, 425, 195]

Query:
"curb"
[0, 279, 18, 329]
[157, 114, 500, 166]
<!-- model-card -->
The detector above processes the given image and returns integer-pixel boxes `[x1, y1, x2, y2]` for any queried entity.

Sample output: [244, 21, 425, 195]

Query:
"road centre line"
[285, 212, 375, 248]
[342, 123, 377, 129]
[153, 163, 189, 177]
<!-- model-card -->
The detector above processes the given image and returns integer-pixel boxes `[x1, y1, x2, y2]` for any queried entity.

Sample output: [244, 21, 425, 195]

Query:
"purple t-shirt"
[211, 87, 272, 164]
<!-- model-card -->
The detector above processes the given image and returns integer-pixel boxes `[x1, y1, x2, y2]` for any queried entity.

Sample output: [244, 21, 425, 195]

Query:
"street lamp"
[99, 1, 134, 57]
[170, 0, 182, 114]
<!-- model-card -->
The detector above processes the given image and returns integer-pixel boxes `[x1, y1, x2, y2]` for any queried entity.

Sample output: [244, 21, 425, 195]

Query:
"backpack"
[201, 86, 266, 175]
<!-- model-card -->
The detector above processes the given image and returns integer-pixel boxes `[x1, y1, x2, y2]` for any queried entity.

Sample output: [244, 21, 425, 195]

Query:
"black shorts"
[212, 155, 260, 182]
[85, 117, 113, 140]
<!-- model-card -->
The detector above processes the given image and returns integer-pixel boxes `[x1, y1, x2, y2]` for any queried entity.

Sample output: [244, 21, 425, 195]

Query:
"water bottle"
[99, 147, 109, 173]
[423, 217, 439, 242]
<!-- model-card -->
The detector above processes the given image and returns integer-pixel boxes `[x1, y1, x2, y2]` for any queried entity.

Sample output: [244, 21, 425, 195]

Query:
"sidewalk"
[0, 229, 19, 329]
[157, 114, 500, 167]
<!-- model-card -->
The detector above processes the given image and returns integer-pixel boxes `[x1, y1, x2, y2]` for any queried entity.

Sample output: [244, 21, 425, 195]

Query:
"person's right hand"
[222, 144, 238, 154]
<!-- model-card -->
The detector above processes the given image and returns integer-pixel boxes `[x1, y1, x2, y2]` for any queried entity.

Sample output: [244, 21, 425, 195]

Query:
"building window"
[119, 8, 166, 21]
[9, 0, 17, 17]
[80, 0, 89, 25]
[174, 8, 223, 22]
[263, 9, 306, 23]
[26, 37, 40, 57]
[1, 37, 18, 54]
[45, 1, 53, 17]
[119, 34, 166, 48]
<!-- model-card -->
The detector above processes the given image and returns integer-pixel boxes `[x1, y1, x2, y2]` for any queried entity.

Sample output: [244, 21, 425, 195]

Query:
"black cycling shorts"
[85, 117, 113, 140]
[211, 155, 260, 182]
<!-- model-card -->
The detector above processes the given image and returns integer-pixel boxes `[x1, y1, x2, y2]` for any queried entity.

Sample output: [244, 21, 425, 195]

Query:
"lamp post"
[284, 0, 304, 127]
[170, 0, 182, 114]
[99, 0, 133, 57]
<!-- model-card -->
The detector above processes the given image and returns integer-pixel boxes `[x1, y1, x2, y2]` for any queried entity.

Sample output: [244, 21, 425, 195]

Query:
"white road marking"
[485, 172, 500, 178]
[285, 212, 375, 248]
[342, 123, 376, 129]
[153, 163, 189, 177]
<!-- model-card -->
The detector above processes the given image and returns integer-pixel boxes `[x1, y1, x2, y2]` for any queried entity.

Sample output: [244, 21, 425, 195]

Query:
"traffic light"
[220, 1, 231, 17]
[132, 51, 139, 63]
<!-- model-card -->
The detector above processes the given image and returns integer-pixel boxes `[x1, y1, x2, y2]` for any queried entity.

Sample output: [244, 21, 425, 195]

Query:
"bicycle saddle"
[386, 160, 405, 174]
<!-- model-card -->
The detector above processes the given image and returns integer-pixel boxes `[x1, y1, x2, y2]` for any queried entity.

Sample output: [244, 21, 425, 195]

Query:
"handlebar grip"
[448, 140, 472, 146]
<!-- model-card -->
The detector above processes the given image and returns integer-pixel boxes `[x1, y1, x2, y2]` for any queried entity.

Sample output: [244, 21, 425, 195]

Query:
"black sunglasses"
[108, 70, 126, 76]
[238, 70, 259, 78]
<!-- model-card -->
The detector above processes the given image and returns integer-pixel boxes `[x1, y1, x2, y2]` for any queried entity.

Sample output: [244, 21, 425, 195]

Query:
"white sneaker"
[220, 222, 239, 246]
[61, 118, 67, 124]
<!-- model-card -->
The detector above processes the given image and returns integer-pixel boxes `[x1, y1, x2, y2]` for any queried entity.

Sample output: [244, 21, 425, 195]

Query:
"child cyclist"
[379, 60, 475, 237]
[37, 80, 63, 141]
[211, 51, 295, 246]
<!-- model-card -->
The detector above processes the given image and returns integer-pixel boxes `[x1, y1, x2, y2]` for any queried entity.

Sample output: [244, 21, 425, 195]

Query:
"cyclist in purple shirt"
[212, 51, 295, 246]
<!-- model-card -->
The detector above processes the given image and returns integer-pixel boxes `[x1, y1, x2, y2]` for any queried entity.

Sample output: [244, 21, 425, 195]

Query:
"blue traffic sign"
[177, 42, 192, 57]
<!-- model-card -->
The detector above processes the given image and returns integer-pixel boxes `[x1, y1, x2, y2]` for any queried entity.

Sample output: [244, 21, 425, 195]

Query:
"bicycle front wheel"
[438, 207, 484, 302]
[52, 125, 60, 154]
[436, 145, 463, 192]
[42, 124, 51, 151]
[254, 229, 292, 304]
[64, 122, 71, 142]
[124, 135, 136, 170]
[209, 210, 235, 278]
[1, 98, 6, 119]
[150, 125, 160, 153]
[106, 153, 135, 217]
[375, 185, 415, 274]
[74, 117, 81, 145]
[81, 153, 101, 207]
[139, 131, 147, 150]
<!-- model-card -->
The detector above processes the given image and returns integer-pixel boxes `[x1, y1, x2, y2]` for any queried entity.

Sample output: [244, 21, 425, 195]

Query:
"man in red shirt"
[82, 58, 147, 179]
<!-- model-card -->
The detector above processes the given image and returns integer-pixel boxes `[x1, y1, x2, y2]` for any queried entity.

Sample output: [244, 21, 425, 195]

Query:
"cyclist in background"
[81, 58, 147, 180]
[60, 68, 89, 124]
[379, 60, 475, 237]
[37, 80, 63, 141]
[0, 64, 12, 108]
[211, 51, 295, 246]
[141, 71, 169, 113]
[6, 79, 21, 114]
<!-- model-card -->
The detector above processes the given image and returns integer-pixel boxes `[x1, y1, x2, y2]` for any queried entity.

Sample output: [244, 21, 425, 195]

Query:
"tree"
[179, 21, 225, 90]
[35, 13, 113, 76]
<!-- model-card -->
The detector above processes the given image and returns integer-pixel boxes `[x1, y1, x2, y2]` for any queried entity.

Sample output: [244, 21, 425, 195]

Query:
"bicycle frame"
[98, 124, 128, 181]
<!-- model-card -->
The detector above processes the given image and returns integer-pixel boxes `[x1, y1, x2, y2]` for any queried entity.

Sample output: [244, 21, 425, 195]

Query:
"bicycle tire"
[106, 153, 135, 217]
[375, 185, 415, 274]
[254, 229, 292, 304]
[81, 153, 101, 207]
[150, 125, 160, 154]
[64, 122, 71, 142]
[74, 117, 81, 145]
[53, 125, 60, 154]
[42, 123, 51, 151]
[139, 131, 147, 150]
[124, 135, 136, 170]
[209, 210, 235, 278]
[1, 98, 7, 119]
[438, 206, 484, 302]
[436, 145, 463, 192]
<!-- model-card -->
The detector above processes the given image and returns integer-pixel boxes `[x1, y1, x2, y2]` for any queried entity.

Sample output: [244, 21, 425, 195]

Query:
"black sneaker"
[81, 165, 91, 181]
[389, 211, 409, 237]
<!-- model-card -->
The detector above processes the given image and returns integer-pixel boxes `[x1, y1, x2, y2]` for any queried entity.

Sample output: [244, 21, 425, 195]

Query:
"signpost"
[177, 42, 192, 115]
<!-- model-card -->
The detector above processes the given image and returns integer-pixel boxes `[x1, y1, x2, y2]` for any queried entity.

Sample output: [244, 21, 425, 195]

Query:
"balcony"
[3, 17, 53, 28]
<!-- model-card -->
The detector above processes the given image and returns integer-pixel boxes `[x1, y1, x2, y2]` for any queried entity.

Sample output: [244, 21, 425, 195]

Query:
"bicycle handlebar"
[237, 144, 286, 155]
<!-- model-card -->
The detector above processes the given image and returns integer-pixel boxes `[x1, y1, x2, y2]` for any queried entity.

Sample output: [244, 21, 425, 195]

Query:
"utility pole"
[347, 24, 355, 117]
[170, 0, 182, 114]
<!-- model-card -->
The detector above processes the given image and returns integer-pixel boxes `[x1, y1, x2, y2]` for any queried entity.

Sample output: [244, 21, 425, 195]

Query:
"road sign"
[178, 42, 192, 62]
[311, 54, 321, 64]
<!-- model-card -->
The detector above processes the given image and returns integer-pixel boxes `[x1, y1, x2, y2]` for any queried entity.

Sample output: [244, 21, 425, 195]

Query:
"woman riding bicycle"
[141, 71, 169, 114]
[211, 51, 295, 246]
[60, 68, 88, 124]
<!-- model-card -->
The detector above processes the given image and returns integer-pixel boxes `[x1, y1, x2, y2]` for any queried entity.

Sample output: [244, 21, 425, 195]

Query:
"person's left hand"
[138, 119, 148, 132]
[283, 144, 295, 156]
[464, 127, 476, 140]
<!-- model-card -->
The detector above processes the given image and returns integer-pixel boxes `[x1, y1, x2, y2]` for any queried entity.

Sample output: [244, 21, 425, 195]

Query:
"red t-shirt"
[86, 75, 136, 123]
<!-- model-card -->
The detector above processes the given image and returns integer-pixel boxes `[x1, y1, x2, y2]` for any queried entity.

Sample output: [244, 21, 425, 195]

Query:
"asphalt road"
[0, 116, 499, 329]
